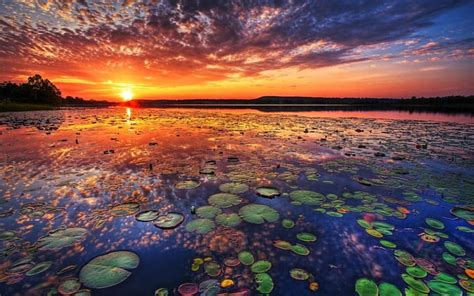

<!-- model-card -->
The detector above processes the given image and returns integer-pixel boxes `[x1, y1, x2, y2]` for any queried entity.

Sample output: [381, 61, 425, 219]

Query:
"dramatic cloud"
[0, 0, 472, 99]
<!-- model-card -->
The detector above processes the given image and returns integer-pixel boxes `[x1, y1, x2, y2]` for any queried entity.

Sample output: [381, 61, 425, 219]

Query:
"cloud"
[0, 0, 472, 86]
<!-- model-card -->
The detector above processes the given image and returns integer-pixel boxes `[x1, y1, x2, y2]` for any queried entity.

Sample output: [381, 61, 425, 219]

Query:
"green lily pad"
[37, 228, 88, 251]
[239, 204, 279, 224]
[327, 211, 343, 217]
[255, 187, 280, 198]
[372, 221, 395, 231]
[26, 261, 52, 276]
[434, 273, 457, 284]
[251, 260, 272, 273]
[282, 219, 295, 228]
[425, 218, 445, 230]
[289, 190, 325, 205]
[153, 213, 184, 229]
[208, 193, 242, 208]
[442, 252, 457, 265]
[219, 182, 249, 194]
[204, 262, 221, 277]
[355, 278, 378, 296]
[175, 180, 200, 190]
[290, 268, 310, 280]
[380, 240, 397, 248]
[185, 218, 215, 234]
[406, 266, 427, 278]
[444, 241, 465, 256]
[255, 273, 274, 294]
[135, 210, 159, 222]
[109, 202, 140, 217]
[401, 273, 430, 294]
[456, 226, 474, 233]
[273, 240, 292, 250]
[450, 206, 474, 221]
[291, 244, 310, 256]
[215, 213, 241, 227]
[379, 282, 402, 296]
[296, 232, 317, 242]
[427, 280, 462, 295]
[357, 219, 372, 229]
[196, 206, 221, 219]
[238, 251, 254, 265]
[59, 278, 81, 294]
[79, 251, 139, 289]
[404, 287, 428, 296]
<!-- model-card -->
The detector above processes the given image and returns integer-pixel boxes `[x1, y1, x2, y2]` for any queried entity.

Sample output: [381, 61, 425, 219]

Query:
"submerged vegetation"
[0, 108, 472, 295]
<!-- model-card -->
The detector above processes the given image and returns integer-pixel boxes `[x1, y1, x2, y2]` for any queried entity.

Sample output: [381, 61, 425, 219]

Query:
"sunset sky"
[0, 0, 473, 101]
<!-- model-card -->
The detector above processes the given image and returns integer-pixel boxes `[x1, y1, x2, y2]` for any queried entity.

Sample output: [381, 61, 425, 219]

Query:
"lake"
[0, 107, 473, 296]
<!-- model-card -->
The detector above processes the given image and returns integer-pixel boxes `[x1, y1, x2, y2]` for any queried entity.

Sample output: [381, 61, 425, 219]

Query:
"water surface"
[0, 108, 473, 295]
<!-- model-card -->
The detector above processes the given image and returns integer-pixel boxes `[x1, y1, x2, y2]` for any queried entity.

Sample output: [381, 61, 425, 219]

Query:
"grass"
[0, 102, 57, 112]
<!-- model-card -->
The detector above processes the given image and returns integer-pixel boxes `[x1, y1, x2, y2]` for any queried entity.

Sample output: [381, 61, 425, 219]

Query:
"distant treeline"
[131, 95, 474, 106]
[0, 74, 112, 107]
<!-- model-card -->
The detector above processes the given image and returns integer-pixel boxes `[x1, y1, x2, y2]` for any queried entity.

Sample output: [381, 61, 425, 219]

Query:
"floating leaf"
[185, 219, 215, 234]
[80, 251, 139, 289]
[273, 240, 292, 250]
[216, 213, 241, 227]
[444, 241, 465, 256]
[204, 262, 221, 277]
[380, 240, 396, 248]
[450, 206, 474, 221]
[401, 273, 430, 294]
[153, 212, 184, 229]
[291, 244, 310, 256]
[282, 219, 295, 229]
[58, 278, 81, 294]
[406, 266, 427, 278]
[196, 206, 221, 219]
[135, 210, 159, 222]
[425, 218, 445, 230]
[26, 261, 52, 276]
[355, 278, 378, 296]
[379, 282, 402, 296]
[219, 182, 249, 194]
[255, 187, 280, 198]
[296, 232, 317, 242]
[175, 180, 200, 190]
[238, 251, 254, 265]
[239, 204, 279, 224]
[427, 280, 461, 295]
[37, 228, 87, 251]
[289, 190, 325, 205]
[255, 273, 274, 294]
[289, 268, 310, 281]
[109, 202, 140, 217]
[250, 260, 271, 273]
[208, 193, 242, 208]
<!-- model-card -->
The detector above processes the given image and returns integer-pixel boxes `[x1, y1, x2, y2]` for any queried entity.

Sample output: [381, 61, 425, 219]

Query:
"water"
[0, 107, 473, 296]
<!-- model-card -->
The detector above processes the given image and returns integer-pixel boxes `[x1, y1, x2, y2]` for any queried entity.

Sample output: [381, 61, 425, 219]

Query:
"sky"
[0, 0, 473, 101]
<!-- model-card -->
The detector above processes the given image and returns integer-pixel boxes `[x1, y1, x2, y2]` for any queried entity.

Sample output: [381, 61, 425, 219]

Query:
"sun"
[120, 89, 134, 101]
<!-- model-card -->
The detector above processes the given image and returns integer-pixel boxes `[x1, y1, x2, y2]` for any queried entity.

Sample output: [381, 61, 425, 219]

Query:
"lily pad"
[401, 273, 430, 294]
[450, 206, 474, 221]
[196, 206, 221, 219]
[26, 261, 52, 276]
[255, 273, 274, 294]
[296, 232, 317, 242]
[444, 241, 465, 256]
[291, 244, 310, 256]
[425, 218, 445, 230]
[216, 213, 241, 227]
[79, 251, 139, 289]
[175, 180, 200, 190]
[379, 282, 402, 296]
[238, 251, 254, 265]
[185, 219, 215, 234]
[355, 278, 378, 296]
[282, 219, 295, 228]
[219, 182, 249, 194]
[204, 262, 221, 277]
[290, 268, 310, 281]
[274, 240, 292, 250]
[427, 280, 462, 295]
[135, 210, 159, 222]
[109, 202, 140, 217]
[406, 266, 427, 278]
[255, 187, 280, 198]
[239, 204, 279, 224]
[208, 193, 242, 208]
[153, 213, 185, 229]
[251, 260, 272, 273]
[59, 278, 81, 294]
[37, 228, 88, 251]
[289, 190, 325, 205]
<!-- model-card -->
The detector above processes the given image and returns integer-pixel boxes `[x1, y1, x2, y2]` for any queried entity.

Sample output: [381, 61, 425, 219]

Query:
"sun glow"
[120, 89, 134, 101]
